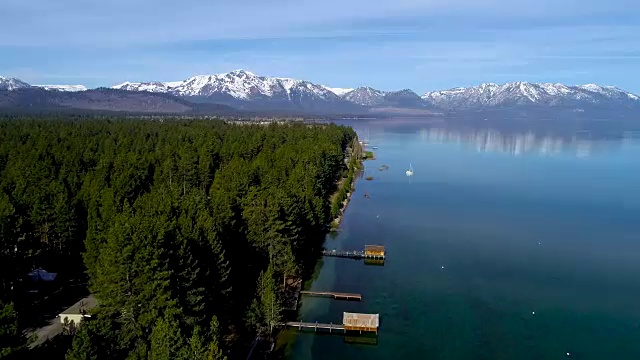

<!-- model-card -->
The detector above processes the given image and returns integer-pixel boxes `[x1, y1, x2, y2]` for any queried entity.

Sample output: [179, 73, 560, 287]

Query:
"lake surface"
[283, 119, 640, 360]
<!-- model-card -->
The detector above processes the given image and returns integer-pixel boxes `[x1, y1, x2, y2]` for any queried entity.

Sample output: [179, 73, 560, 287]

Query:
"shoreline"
[330, 138, 365, 230]
[329, 174, 355, 230]
[269, 135, 365, 359]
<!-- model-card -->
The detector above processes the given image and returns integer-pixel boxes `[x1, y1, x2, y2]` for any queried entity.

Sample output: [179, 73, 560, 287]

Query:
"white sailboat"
[405, 162, 414, 176]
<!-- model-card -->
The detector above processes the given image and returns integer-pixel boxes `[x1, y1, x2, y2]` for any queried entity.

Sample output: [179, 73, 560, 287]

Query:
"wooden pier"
[286, 321, 346, 333]
[322, 249, 371, 259]
[300, 291, 362, 301]
[286, 312, 379, 335]
[322, 245, 386, 260]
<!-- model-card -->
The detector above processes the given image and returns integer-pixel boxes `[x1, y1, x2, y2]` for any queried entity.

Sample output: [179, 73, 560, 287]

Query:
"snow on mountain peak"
[0, 76, 90, 92]
[322, 86, 354, 96]
[110, 70, 341, 102]
[226, 69, 256, 77]
[0, 76, 31, 91]
[577, 83, 623, 94]
[580, 84, 602, 91]
[576, 83, 640, 99]
[422, 81, 640, 109]
[113, 81, 134, 88]
[342, 86, 387, 106]
[34, 84, 88, 92]
[106, 71, 640, 111]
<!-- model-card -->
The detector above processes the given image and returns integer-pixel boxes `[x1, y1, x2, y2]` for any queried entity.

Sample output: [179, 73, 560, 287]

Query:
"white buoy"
[441, 266, 445, 269]
[566, 352, 570, 357]
[532, 311, 535, 316]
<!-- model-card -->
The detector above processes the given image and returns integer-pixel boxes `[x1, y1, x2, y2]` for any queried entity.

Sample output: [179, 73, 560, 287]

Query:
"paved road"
[27, 294, 96, 348]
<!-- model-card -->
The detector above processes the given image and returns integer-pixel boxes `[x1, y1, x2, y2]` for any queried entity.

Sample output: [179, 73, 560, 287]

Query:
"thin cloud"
[0, 0, 637, 46]
[0, 0, 638, 93]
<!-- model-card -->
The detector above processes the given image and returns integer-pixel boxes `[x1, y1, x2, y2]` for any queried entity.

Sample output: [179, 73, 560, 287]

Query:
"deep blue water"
[284, 120, 640, 360]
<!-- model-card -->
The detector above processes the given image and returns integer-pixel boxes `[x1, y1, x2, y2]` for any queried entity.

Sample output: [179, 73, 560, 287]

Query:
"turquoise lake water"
[284, 119, 640, 360]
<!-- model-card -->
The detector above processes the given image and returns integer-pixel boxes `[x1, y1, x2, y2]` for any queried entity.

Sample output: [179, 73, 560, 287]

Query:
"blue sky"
[1, 0, 639, 94]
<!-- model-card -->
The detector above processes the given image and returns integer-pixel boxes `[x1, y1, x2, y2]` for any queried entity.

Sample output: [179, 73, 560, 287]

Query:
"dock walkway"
[286, 312, 379, 334]
[300, 291, 362, 301]
[321, 249, 385, 260]
[286, 321, 345, 333]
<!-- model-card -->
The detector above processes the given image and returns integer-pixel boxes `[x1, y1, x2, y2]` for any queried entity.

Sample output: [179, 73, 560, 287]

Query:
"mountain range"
[1, 71, 639, 117]
[423, 82, 640, 110]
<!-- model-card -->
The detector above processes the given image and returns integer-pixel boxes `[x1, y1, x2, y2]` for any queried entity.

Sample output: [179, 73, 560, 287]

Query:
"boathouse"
[364, 245, 385, 257]
[343, 312, 379, 333]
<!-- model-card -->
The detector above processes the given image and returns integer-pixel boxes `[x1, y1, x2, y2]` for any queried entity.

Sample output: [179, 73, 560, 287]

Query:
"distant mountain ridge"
[113, 70, 350, 101]
[2, 71, 640, 117]
[111, 70, 361, 113]
[34, 84, 88, 92]
[0, 87, 239, 115]
[421, 82, 640, 110]
[107, 70, 640, 112]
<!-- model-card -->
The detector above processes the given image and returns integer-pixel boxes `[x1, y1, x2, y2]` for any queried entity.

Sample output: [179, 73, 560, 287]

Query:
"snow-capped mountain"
[4, 70, 639, 117]
[0, 76, 31, 91]
[112, 71, 428, 111]
[112, 81, 182, 93]
[34, 85, 88, 92]
[1, 76, 88, 92]
[343, 87, 387, 106]
[111, 70, 364, 113]
[109, 71, 640, 114]
[422, 82, 640, 109]
[341, 87, 426, 108]
[113, 70, 344, 108]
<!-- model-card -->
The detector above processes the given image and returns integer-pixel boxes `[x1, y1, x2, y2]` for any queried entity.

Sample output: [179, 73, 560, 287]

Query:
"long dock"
[286, 313, 379, 335]
[286, 321, 345, 333]
[321, 249, 385, 260]
[300, 291, 362, 301]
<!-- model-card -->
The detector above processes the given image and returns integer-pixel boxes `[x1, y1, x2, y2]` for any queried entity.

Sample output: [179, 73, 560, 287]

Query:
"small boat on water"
[406, 162, 414, 177]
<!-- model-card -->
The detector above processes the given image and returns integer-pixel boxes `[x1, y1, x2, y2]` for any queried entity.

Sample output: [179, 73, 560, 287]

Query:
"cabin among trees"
[59, 295, 96, 335]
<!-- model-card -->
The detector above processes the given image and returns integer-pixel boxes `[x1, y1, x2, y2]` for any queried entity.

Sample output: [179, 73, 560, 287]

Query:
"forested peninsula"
[0, 117, 360, 359]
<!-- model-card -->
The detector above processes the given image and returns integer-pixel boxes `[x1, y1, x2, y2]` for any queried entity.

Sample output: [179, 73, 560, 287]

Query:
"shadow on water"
[364, 259, 385, 266]
[343, 334, 379, 346]
[283, 329, 379, 344]
[271, 330, 379, 359]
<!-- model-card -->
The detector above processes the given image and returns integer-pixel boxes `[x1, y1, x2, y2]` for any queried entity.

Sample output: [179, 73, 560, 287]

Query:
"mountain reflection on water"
[417, 127, 624, 158]
[290, 117, 640, 360]
[333, 117, 640, 158]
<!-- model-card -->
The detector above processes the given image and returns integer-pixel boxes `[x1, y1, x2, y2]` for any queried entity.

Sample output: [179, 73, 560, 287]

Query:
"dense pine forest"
[0, 117, 358, 359]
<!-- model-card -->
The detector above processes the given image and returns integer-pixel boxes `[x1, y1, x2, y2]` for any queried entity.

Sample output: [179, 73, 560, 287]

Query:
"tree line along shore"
[0, 116, 360, 359]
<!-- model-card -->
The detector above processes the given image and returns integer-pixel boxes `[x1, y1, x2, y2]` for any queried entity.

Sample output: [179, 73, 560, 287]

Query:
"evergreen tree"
[254, 265, 282, 336]
[0, 301, 25, 359]
[149, 314, 185, 360]
[0, 117, 356, 358]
